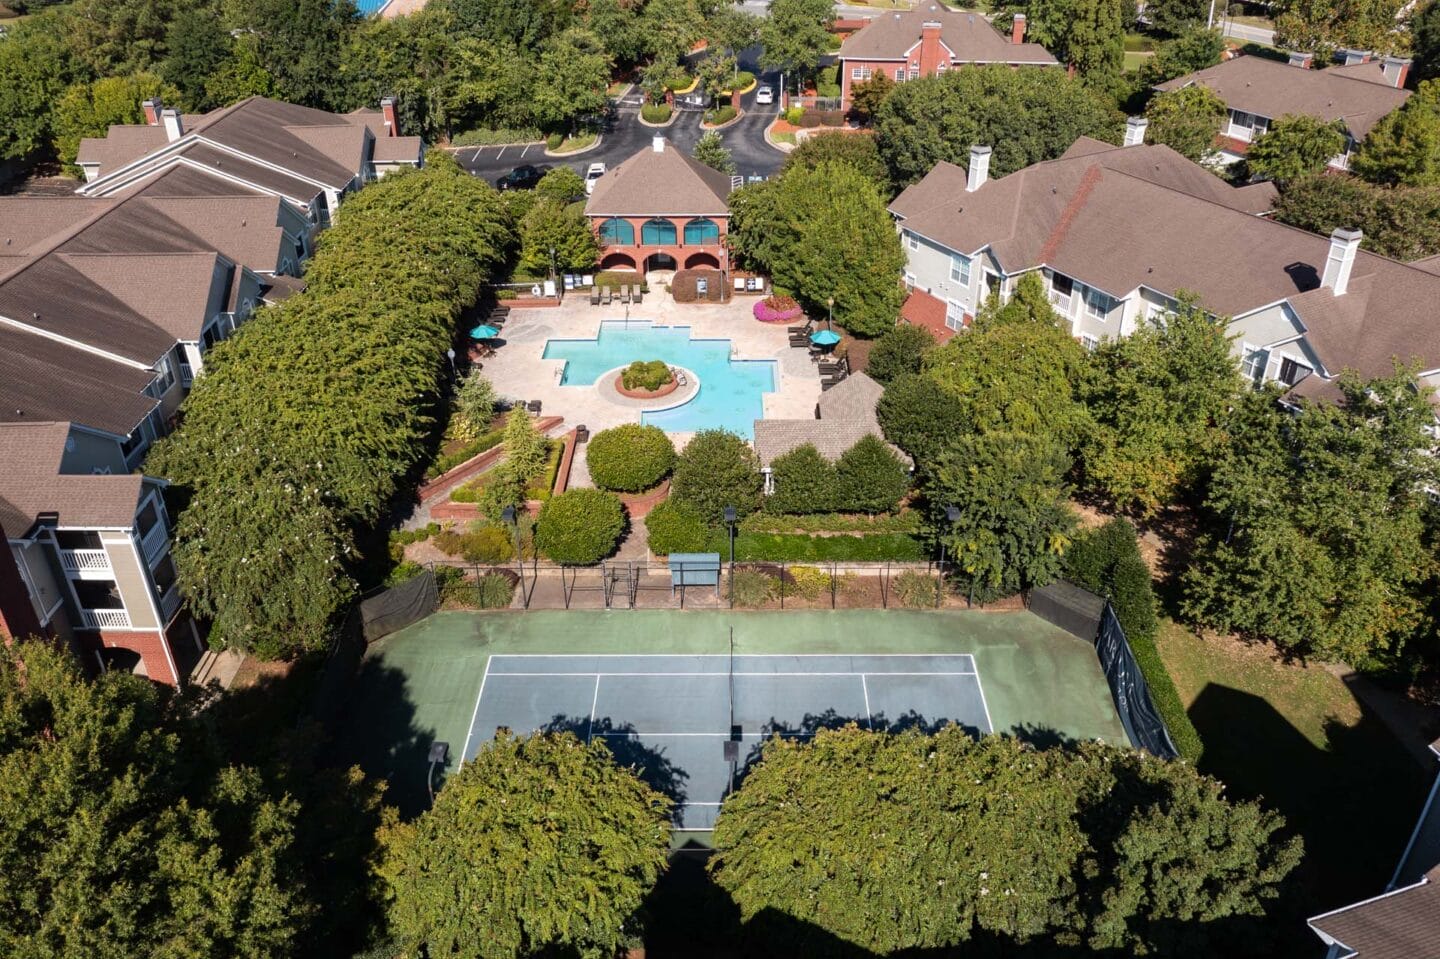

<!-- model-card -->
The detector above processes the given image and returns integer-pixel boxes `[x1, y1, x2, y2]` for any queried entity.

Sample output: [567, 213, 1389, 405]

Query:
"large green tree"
[1353, 80, 1440, 187]
[672, 429, 764, 522]
[1183, 374, 1440, 660]
[1246, 114, 1348, 184]
[533, 27, 611, 132]
[161, 7, 233, 110]
[0, 642, 310, 959]
[781, 130, 891, 187]
[728, 161, 905, 335]
[149, 156, 516, 657]
[877, 373, 971, 467]
[1137, 25, 1226, 86]
[711, 727, 1300, 955]
[518, 198, 600, 275]
[1026, 0, 1126, 85]
[692, 130, 737, 174]
[1273, 173, 1440, 261]
[1274, 0, 1408, 60]
[1080, 296, 1245, 515]
[53, 72, 179, 170]
[758, 0, 835, 83]
[380, 731, 671, 959]
[64, 0, 177, 76]
[1416, 0, 1440, 84]
[1143, 0, 1208, 36]
[439, 0, 570, 48]
[1144, 84, 1226, 162]
[0, 17, 78, 162]
[220, 0, 358, 108]
[875, 65, 1120, 186]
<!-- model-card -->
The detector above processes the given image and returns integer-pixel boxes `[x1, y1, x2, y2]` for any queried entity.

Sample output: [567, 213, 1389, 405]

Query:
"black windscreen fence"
[360, 571, 439, 643]
[1030, 581, 1178, 760]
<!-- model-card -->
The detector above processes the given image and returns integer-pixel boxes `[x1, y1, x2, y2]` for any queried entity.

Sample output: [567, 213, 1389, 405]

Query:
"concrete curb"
[637, 107, 679, 128]
[544, 133, 605, 158]
[701, 110, 745, 131]
[763, 120, 797, 153]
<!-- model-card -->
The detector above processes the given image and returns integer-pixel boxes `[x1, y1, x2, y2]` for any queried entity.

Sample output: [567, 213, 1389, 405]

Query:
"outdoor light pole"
[724, 506, 737, 607]
[445, 348, 456, 378]
[548, 246, 557, 288]
[502, 505, 523, 600]
[936, 505, 960, 608]
[826, 296, 834, 331]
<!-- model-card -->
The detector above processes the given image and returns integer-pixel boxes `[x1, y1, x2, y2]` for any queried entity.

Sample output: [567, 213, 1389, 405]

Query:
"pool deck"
[482, 292, 823, 440]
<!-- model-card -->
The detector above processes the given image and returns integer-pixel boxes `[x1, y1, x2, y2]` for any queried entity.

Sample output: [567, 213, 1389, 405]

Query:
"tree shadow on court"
[330, 656, 439, 820]
[541, 714, 691, 814]
[1005, 723, 1083, 751]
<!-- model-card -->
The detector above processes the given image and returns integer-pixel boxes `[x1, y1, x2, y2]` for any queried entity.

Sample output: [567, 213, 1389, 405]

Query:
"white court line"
[860, 674, 873, 730]
[487, 653, 978, 659]
[973, 665, 996, 735]
[489, 671, 977, 678]
[586, 675, 601, 743]
[460, 655, 494, 765]
[594, 731, 818, 738]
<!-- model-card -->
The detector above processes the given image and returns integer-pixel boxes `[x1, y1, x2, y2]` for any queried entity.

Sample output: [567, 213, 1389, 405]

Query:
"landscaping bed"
[615, 372, 678, 399]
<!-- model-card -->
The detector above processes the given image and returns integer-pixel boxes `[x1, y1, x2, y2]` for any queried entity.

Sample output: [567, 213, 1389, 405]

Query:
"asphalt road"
[453, 52, 788, 187]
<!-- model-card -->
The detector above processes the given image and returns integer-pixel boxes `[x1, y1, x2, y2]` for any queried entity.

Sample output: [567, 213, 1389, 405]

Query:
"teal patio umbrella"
[469, 324, 500, 340]
[809, 329, 841, 346]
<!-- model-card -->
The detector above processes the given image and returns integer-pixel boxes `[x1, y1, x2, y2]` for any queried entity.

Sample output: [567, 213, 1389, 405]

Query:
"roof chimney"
[1337, 48, 1370, 66]
[1011, 13, 1027, 44]
[380, 96, 399, 137]
[1381, 56, 1411, 88]
[1124, 116, 1148, 147]
[141, 98, 163, 126]
[1321, 228, 1362, 296]
[161, 108, 183, 142]
[967, 145, 991, 192]
[652, 135, 665, 153]
[1287, 51, 1314, 69]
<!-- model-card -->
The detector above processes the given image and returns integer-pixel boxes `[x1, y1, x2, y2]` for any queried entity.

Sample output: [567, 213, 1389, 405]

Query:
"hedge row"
[149, 156, 516, 657]
[1065, 518, 1204, 762]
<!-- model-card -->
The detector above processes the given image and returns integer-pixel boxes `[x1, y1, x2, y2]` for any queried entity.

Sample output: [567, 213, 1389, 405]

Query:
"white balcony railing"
[80, 608, 131, 630]
[140, 522, 169, 564]
[60, 549, 112, 575]
[180, 363, 194, 387]
[159, 584, 182, 622]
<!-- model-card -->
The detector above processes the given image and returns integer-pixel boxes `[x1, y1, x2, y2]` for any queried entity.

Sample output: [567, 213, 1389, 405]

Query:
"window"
[945, 299, 965, 331]
[598, 217, 635, 245]
[909, 67, 920, 80]
[640, 218, 676, 245]
[1228, 110, 1269, 141]
[1049, 272, 1074, 311]
[949, 253, 970, 286]
[851, 66, 871, 80]
[136, 500, 161, 539]
[895, 68, 905, 80]
[1080, 334, 1099, 352]
[683, 218, 719, 245]
[905, 231, 918, 251]
[1084, 286, 1112, 320]
[904, 272, 916, 291]
[1240, 345, 1267, 384]
[153, 354, 175, 394]
[1278, 355, 1312, 386]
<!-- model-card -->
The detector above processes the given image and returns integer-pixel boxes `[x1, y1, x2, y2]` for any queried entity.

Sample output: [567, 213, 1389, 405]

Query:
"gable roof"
[0, 422, 147, 536]
[753, 373, 912, 467]
[0, 325, 158, 438]
[817, 370, 886, 422]
[585, 140, 733, 217]
[838, 5, 1057, 65]
[1154, 55, 1410, 140]
[1309, 870, 1440, 959]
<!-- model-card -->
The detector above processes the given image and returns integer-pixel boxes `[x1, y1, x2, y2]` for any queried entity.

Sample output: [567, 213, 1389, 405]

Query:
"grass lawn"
[1227, 13, 1276, 27]
[550, 131, 598, 155]
[1156, 619, 1430, 955]
[1124, 51, 1154, 72]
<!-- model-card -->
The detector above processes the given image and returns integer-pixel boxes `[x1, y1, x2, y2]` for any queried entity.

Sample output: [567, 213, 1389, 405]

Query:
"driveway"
[452, 47, 788, 187]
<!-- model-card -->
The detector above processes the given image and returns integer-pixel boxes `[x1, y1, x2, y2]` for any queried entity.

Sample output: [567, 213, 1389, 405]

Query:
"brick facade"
[590, 214, 730, 273]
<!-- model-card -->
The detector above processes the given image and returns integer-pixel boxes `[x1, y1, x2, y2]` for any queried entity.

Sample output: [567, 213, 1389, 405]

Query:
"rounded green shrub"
[536, 488, 625, 564]
[641, 103, 673, 123]
[644, 498, 710, 555]
[866, 325, 936, 385]
[672, 429, 763, 523]
[620, 360, 672, 392]
[587, 424, 676, 492]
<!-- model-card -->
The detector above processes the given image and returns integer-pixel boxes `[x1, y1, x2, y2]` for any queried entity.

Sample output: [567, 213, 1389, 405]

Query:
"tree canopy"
[671, 429, 765, 522]
[1144, 84, 1226, 162]
[1246, 114, 1348, 184]
[711, 727, 1301, 956]
[380, 731, 671, 959]
[1026, 0, 1127, 87]
[781, 130, 891, 189]
[758, 0, 835, 80]
[1273, 173, 1440, 261]
[53, 72, 179, 170]
[1353, 80, 1440, 188]
[875, 65, 1121, 186]
[728, 161, 906, 336]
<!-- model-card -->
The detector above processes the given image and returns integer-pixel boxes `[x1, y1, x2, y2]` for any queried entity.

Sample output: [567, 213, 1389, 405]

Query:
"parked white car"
[755, 85, 774, 105]
[584, 162, 607, 195]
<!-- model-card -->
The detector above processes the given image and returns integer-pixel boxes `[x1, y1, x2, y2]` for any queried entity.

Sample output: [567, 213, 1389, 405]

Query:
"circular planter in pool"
[615, 372, 679, 399]
[595, 366, 700, 410]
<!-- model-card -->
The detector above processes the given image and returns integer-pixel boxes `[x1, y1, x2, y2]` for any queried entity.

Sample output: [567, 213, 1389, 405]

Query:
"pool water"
[542, 321, 776, 438]
[355, 0, 389, 14]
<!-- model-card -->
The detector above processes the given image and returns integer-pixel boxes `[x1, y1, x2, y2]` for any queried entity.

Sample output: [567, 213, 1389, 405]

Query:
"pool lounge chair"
[619, 284, 631, 304]
[632, 285, 643, 304]
[590, 285, 601, 306]
[602, 286, 613, 305]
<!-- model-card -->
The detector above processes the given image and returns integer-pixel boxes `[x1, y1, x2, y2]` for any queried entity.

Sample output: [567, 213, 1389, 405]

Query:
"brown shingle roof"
[1154, 55, 1410, 140]
[1309, 870, 1440, 959]
[838, 5, 1057, 64]
[0, 422, 146, 535]
[817, 371, 885, 423]
[62, 253, 224, 342]
[754, 373, 911, 467]
[1329, 59, 1408, 88]
[586, 140, 733, 217]
[0, 326, 158, 437]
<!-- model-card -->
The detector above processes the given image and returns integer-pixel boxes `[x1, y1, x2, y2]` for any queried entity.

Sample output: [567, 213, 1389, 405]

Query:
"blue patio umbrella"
[809, 329, 841, 346]
[469, 324, 500, 340]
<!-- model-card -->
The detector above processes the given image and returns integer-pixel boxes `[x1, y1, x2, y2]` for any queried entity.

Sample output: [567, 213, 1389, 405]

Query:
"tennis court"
[464, 652, 990, 829]
[343, 610, 1127, 819]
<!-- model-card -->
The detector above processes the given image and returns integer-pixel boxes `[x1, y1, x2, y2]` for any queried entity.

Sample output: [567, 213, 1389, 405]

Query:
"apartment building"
[1154, 51, 1411, 170]
[836, 5, 1057, 107]
[1, 422, 195, 685]
[889, 127, 1440, 405]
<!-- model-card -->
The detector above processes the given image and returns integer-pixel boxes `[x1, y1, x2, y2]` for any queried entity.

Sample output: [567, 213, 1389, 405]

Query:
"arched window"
[598, 218, 634, 245]
[683, 218, 719, 245]
[641, 218, 677, 245]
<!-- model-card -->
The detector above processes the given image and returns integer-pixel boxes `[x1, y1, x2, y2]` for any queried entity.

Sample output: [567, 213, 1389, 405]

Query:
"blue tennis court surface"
[463, 653, 992, 829]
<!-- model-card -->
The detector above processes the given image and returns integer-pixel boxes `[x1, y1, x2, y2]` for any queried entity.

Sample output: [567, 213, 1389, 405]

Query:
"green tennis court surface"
[342, 610, 1126, 817]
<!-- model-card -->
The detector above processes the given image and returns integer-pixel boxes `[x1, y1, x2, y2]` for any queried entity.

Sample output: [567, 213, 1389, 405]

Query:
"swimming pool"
[542, 321, 776, 438]
[355, 0, 389, 14]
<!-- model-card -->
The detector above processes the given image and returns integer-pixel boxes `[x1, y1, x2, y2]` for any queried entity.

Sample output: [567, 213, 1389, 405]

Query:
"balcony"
[80, 608, 131, 630]
[159, 584, 182, 622]
[180, 363, 194, 387]
[140, 521, 169, 564]
[60, 548, 112, 577]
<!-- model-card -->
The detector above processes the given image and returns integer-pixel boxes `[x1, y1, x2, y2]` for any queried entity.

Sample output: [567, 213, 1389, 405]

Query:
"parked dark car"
[494, 164, 548, 191]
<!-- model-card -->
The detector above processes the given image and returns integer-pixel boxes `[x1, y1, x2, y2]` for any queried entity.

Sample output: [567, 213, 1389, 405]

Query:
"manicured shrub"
[786, 565, 830, 600]
[644, 498, 711, 555]
[797, 112, 823, 128]
[536, 488, 625, 565]
[865, 325, 936, 385]
[765, 444, 836, 515]
[1065, 517, 1202, 761]
[546, 132, 564, 150]
[706, 531, 926, 562]
[785, 105, 804, 125]
[752, 294, 803, 323]
[834, 435, 910, 514]
[877, 373, 970, 466]
[818, 110, 844, 126]
[731, 569, 776, 607]
[893, 569, 939, 608]
[705, 105, 737, 126]
[433, 523, 515, 564]
[620, 360, 672, 392]
[587, 424, 676, 492]
[672, 429, 763, 523]
[641, 102, 673, 123]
